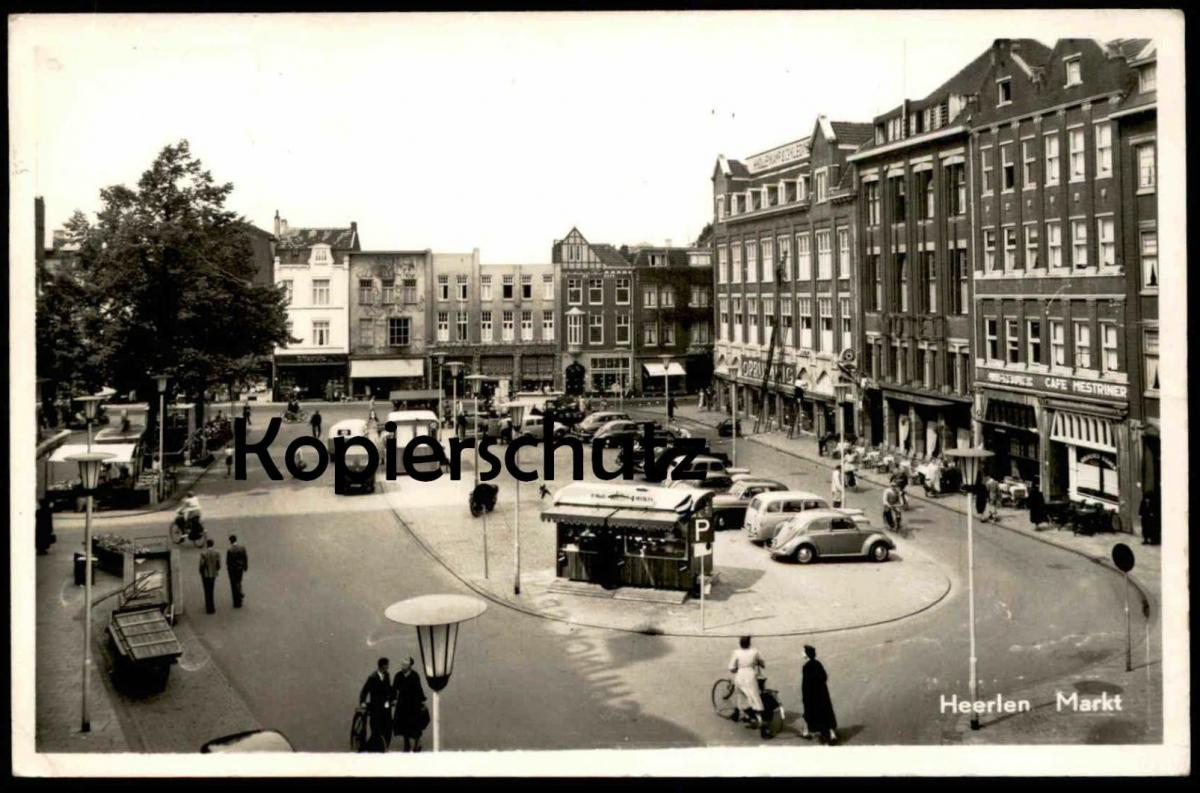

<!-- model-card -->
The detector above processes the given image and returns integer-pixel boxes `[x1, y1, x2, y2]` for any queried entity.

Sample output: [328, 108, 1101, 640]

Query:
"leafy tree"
[694, 221, 713, 248]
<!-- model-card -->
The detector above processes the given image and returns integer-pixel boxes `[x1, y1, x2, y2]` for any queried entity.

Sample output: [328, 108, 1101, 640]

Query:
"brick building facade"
[347, 250, 433, 402]
[629, 246, 714, 395]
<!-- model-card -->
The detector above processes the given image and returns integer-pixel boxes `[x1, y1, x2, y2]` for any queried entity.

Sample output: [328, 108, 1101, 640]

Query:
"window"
[1074, 321, 1092, 369]
[799, 298, 813, 349]
[1047, 222, 1063, 268]
[643, 324, 658, 346]
[589, 313, 603, 344]
[437, 311, 449, 342]
[746, 241, 758, 283]
[718, 246, 729, 283]
[1144, 328, 1159, 392]
[816, 170, 828, 202]
[643, 286, 657, 308]
[389, 317, 410, 347]
[567, 278, 582, 304]
[868, 253, 882, 311]
[1027, 319, 1042, 365]
[312, 246, 330, 265]
[457, 275, 469, 302]
[1141, 230, 1158, 288]
[567, 313, 582, 345]
[1097, 217, 1115, 268]
[917, 169, 934, 219]
[691, 286, 710, 307]
[1004, 227, 1018, 271]
[1022, 140, 1037, 188]
[998, 78, 1012, 104]
[732, 298, 743, 342]
[480, 275, 492, 301]
[693, 322, 711, 345]
[716, 194, 726, 220]
[481, 312, 493, 341]
[890, 176, 907, 222]
[359, 318, 375, 346]
[1069, 128, 1085, 181]
[437, 275, 449, 301]
[839, 297, 852, 352]
[502, 310, 515, 341]
[1095, 124, 1112, 178]
[1006, 319, 1020, 364]
[778, 236, 791, 279]
[1065, 56, 1082, 86]
[456, 312, 468, 342]
[866, 181, 881, 225]
[797, 234, 812, 280]
[616, 314, 630, 345]
[543, 274, 555, 300]
[402, 278, 417, 304]
[1001, 145, 1015, 191]
[763, 297, 775, 333]
[520, 274, 532, 300]
[816, 231, 832, 279]
[986, 318, 1000, 361]
[615, 277, 630, 305]
[1044, 133, 1061, 186]
[719, 298, 729, 340]
[837, 229, 850, 278]
[521, 310, 533, 341]
[731, 244, 742, 283]
[1072, 220, 1089, 268]
[897, 252, 909, 311]
[313, 320, 330, 347]
[946, 164, 966, 216]
[799, 176, 810, 201]
[1101, 323, 1119, 373]
[280, 279, 293, 304]
[359, 279, 374, 304]
[662, 324, 675, 346]
[1140, 63, 1156, 93]
[747, 297, 758, 339]
[781, 299, 794, 345]
[951, 248, 969, 315]
[1136, 143, 1156, 190]
[1025, 225, 1040, 268]
[381, 279, 395, 304]
[312, 279, 330, 306]
[543, 310, 554, 341]
[984, 229, 997, 271]
[502, 275, 515, 300]
[924, 251, 937, 312]
[1050, 320, 1066, 366]
[661, 286, 675, 308]
[761, 238, 774, 282]
[588, 278, 603, 304]
[981, 148, 994, 193]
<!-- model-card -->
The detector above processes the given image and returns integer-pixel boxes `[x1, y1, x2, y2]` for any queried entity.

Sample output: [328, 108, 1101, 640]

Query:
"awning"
[605, 509, 682, 532]
[389, 389, 442, 403]
[480, 356, 515, 376]
[880, 386, 958, 409]
[984, 399, 1037, 431]
[350, 358, 424, 380]
[540, 505, 614, 527]
[643, 362, 686, 377]
[50, 443, 139, 465]
[1051, 411, 1117, 453]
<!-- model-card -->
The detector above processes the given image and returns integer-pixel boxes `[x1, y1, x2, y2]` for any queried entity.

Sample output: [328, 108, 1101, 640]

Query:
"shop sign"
[747, 139, 810, 174]
[277, 353, 346, 365]
[740, 358, 796, 384]
[979, 367, 1128, 403]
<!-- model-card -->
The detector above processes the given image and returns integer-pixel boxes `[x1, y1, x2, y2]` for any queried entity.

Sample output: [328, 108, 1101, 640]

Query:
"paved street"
[38, 402, 1160, 751]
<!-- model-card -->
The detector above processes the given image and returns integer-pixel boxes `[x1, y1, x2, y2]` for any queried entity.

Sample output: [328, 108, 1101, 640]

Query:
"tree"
[694, 221, 713, 249]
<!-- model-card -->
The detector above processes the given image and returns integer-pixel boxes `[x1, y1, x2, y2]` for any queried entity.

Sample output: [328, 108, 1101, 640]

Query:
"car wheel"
[795, 545, 817, 564]
[870, 542, 890, 562]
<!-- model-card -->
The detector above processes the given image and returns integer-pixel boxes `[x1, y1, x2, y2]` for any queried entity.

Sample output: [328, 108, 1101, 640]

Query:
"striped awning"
[1050, 412, 1117, 453]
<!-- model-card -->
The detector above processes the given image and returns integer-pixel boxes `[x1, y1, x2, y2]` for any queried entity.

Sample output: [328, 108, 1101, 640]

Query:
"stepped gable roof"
[276, 226, 357, 251]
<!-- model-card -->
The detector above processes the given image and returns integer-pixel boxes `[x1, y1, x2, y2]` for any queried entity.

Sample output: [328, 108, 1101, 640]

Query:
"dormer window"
[1139, 63, 1156, 93]
[716, 195, 726, 220]
[312, 245, 331, 265]
[1064, 55, 1082, 87]
[998, 78, 1012, 105]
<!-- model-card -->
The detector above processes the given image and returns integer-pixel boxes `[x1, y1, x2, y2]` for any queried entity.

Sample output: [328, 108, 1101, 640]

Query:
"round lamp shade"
[385, 595, 487, 692]
[66, 451, 116, 491]
[75, 394, 107, 421]
[945, 447, 995, 486]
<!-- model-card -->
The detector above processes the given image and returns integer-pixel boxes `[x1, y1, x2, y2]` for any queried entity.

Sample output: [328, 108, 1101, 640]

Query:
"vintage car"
[768, 509, 894, 564]
[571, 411, 634, 441]
[592, 420, 642, 448]
[743, 490, 832, 545]
[327, 419, 378, 494]
[667, 473, 735, 494]
[710, 479, 789, 530]
[717, 418, 742, 438]
[518, 414, 570, 442]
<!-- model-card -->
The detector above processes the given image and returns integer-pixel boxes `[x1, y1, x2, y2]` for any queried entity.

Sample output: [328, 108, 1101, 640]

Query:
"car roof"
[787, 508, 868, 526]
[736, 479, 785, 489]
[755, 490, 825, 502]
[329, 419, 369, 434]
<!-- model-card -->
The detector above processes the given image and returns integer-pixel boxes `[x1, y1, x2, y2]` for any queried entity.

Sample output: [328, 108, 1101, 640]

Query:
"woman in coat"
[800, 644, 838, 744]
[391, 657, 428, 752]
[728, 636, 765, 727]
[1027, 479, 1048, 529]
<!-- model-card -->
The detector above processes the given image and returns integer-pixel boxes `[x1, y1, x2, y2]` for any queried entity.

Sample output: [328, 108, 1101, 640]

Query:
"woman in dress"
[728, 636, 765, 727]
[391, 657, 428, 752]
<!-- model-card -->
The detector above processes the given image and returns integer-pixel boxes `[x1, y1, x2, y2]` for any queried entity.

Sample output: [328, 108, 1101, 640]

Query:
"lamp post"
[446, 361, 463, 439]
[466, 373, 491, 579]
[66, 450, 115, 733]
[660, 354, 673, 429]
[944, 446, 994, 731]
[153, 374, 169, 503]
[384, 594, 487, 752]
[835, 381, 852, 466]
[75, 394, 107, 452]
[722, 365, 737, 467]
[509, 401, 529, 596]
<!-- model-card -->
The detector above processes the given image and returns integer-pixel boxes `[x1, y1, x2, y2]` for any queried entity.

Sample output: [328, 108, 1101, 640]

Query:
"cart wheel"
[711, 678, 737, 719]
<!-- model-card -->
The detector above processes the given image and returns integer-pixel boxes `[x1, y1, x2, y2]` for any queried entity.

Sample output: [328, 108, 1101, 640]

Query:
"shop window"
[1072, 450, 1119, 504]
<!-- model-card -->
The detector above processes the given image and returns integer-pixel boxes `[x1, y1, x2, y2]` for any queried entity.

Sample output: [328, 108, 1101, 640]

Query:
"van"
[383, 410, 445, 476]
[742, 490, 830, 545]
[326, 419, 378, 494]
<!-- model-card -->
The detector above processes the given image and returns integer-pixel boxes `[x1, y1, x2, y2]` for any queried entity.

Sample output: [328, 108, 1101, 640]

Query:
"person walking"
[799, 645, 838, 744]
[310, 410, 322, 438]
[830, 465, 845, 509]
[359, 658, 393, 752]
[199, 539, 221, 614]
[894, 470, 910, 509]
[667, 396, 677, 422]
[226, 535, 248, 608]
[1139, 490, 1160, 545]
[984, 474, 1001, 522]
[1027, 478, 1048, 530]
[882, 484, 902, 532]
[727, 636, 766, 728]
[242, 402, 252, 427]
[391, 657, 428, 752]
[224, 444, 233, 478]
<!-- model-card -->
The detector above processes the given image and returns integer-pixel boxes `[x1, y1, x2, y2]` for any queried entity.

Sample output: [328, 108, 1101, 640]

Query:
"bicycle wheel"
[711, 678, 737, 719]
[350, 709, 368, 752]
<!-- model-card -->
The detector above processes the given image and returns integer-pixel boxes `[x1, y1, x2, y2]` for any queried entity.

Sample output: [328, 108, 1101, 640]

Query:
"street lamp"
[722, 365, 738, 467]
[509, 400, 530, 596]
[445, 361, 464, 438]
[66, 450, 115, 733]
[75, 394, 107, 452]
[466, 373, 491, 579]
[660, 354, 673, 428]
[834, 381, 853, 464]
[153, 374, 169, 503]
[944, 446, 995, 731]
[384, 594, 487, 752]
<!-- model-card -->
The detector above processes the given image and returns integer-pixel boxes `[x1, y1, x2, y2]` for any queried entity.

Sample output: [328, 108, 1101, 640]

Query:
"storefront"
[349, 357, 426, 401]
[979, 393, 1041, 482]
[1047, 409, 1121, 508]
[588, 356, 633, 395]
[520, 353, 558, 391]
[273, 353, 349, 401]
[874, 385, 972, 457]
[641, 361, 687, 395]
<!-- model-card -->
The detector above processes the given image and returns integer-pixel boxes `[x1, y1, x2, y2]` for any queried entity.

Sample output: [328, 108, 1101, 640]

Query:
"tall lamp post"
[722, 365, 737, 467]
[446, 361, 463, 437]
[466, 373, 491, 579]
[384, 594, 487, 752]
[153, 374, 169, 503]
[509, 401, 530, 595]
[944, 446, 994, 731]
[660, 354, 673, 428]
[76, 394, 107, 452]
[834, 381, 853, 464]
[66, 449, 115, 733]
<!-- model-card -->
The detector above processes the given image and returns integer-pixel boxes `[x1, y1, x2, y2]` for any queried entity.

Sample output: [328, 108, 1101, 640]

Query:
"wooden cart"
[106, 543, 183, 691]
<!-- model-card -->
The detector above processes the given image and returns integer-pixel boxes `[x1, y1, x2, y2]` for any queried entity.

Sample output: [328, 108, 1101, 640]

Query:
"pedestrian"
[830, 465, 845, 509]
[224, 445, 233, 478]
[894, 470, 910, 509]
[359, 658, 393, 752]
[1027, 478, 1048, 530]
[882, 484, 902, 532]
[456, 410, 468, 438]
[799, 645, 838, 744]
[226, 534, 248, 608]
[1139, 490, 1160, 545]
[985, 474, 1001, 522]
[310, 410, 322, 438]
[668, 396, 677, 422]
[727, 635, 766, 728]
[199, 538, 221, 614]
[391, 657, 428, 752]
[242, 402, 252, 427]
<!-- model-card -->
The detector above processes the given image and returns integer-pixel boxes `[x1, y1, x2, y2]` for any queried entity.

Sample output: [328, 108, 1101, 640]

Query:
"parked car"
[592, 420, 642, 448]
[518, 415, 569, 442]
[710, 479, 789, 530]
[768, 509, 894, 564]
[665, 454, 731, 482]
[667, 473, 735, 493]
[201, 729, 296, 753]
[743, 490, 832, 545]
[573, 411, 634, 441]
[717, 418, 742, 438]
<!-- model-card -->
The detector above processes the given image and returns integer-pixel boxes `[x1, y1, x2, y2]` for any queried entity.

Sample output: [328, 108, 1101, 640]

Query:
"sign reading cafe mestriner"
[979, 366, 1129, 402]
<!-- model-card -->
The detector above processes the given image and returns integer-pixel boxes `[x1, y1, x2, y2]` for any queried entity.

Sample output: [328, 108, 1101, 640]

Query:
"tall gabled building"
[628, 244, 714, 395]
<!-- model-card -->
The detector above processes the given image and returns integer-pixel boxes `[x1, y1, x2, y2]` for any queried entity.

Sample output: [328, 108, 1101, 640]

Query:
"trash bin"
[73, 552, 96, 586]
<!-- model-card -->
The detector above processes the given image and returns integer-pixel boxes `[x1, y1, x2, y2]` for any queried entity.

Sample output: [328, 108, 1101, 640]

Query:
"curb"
[54, 458, 218, 524]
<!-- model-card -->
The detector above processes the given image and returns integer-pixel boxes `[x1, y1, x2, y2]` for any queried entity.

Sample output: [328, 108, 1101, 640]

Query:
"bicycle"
[711, 677, 785, 739]
[350, 706, 368, 752]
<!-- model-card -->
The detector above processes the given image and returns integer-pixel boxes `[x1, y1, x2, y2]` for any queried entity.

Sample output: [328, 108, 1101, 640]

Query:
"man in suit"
[359, 658, 393, 751]
[226, 535, 249, 608]
[199, 539, 221, 614]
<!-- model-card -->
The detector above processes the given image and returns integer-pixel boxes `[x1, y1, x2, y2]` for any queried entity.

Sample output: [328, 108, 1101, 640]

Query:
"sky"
[12, 9, 1167, 262]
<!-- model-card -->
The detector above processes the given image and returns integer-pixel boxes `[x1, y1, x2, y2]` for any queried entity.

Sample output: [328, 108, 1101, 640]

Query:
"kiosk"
[540, 483, 714, 594]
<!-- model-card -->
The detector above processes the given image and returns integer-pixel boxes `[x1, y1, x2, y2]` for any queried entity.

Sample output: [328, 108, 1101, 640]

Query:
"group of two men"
[198, 534, 248, 613]
[359, 657, 429, 752]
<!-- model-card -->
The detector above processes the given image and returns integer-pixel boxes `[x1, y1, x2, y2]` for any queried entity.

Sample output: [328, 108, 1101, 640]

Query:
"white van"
[743, 490, 831, 545]
[383, 410, 444, 476]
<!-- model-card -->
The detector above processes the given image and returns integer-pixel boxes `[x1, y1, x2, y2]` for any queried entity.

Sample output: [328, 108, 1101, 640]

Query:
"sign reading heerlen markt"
[979, 366, 1128, 402]
[747, 139, 810, 174]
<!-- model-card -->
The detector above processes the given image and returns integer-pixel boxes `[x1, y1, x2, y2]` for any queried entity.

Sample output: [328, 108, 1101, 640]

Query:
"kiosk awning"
[605, 509, 682, 532]
[643, 362, 687, 377]
[540, 505, 614, 527]
[350, 358, 424, 379]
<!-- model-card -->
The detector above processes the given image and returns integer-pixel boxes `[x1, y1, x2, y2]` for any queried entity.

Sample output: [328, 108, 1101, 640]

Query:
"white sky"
[11, 10, 1168, 262]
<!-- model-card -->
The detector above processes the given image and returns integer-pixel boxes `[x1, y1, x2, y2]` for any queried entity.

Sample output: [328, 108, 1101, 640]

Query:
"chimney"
[273, 210, 280, 237]
[665, 238, 672, 249]
[280, 218, 289, 236]
[350, 221, 357, 233]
